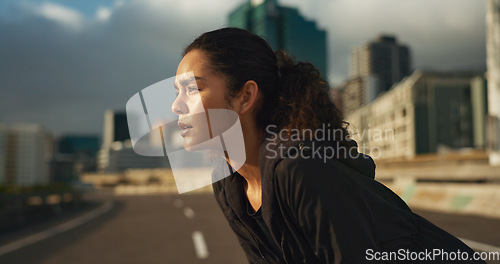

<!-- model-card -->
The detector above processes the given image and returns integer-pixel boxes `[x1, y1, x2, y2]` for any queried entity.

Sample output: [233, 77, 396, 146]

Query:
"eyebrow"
[174, 76, 204, 90]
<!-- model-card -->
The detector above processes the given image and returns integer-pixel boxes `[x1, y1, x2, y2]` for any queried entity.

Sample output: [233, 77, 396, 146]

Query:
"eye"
[187, 86, 199, 94]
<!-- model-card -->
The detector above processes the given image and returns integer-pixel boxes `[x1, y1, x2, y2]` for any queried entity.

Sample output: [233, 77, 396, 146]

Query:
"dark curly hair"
[183, 27, 352, 147]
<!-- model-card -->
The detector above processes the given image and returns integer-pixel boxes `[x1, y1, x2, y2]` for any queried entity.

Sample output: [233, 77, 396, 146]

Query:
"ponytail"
[270, 50, 351, 146]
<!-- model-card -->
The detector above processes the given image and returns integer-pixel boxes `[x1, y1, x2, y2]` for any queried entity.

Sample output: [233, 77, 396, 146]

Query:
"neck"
[229, 124, 264, 210]
[240, 125, 264, 182]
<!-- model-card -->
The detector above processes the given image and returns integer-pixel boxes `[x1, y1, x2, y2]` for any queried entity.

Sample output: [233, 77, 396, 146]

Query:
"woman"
[172, 27, 485, 263]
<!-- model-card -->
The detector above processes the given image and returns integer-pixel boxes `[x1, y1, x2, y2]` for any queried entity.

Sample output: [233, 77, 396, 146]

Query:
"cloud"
[0, 0, 488, 136]
[95, 6, 112, 22]
[0, 0, 239, 135]
[25, 1, 84, 30]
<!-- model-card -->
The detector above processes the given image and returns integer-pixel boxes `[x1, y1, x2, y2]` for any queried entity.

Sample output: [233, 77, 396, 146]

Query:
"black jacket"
[212, 137, 485, 263]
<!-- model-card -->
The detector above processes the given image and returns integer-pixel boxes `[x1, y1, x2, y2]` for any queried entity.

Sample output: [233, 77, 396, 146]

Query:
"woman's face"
[172, 49, 232, 151]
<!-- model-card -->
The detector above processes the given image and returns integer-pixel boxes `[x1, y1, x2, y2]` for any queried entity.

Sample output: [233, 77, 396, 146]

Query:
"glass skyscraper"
[228, 0, 328, 79]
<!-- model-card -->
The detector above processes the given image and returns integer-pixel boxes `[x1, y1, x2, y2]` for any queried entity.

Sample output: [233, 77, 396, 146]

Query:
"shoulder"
[270, 140, 377, 207]
[271, 148, 350, 210]
[274, 156, 346, 195]
[268, 138, 376, 185]
[273, 143, 353, 185]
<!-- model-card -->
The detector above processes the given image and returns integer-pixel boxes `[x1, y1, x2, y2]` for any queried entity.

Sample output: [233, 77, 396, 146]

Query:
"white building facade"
[0, 124, 52, 185]
[346, 71, 487, 160]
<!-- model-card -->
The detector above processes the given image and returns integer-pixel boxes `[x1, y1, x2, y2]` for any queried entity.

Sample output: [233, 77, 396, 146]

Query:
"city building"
[329, 87, 344, 115]
[228, 0, 328, 78]
[343, 35, 411, 116]
[0, 124, 52, 186]
[345, 71, 487, 160]
[97, 110, 168, 172]
[98, 140, 170, 172]
[52, 135, 100, 183]
[102, 110, 130, 146]
[341, 75, 378, 116]
[486, 0, 500, 165]
[350, 34, 412, 93]
[58, 135, 100, 159]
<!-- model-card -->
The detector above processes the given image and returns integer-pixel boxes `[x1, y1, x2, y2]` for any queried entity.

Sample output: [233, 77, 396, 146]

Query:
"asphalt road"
[0, 191, 499, 264]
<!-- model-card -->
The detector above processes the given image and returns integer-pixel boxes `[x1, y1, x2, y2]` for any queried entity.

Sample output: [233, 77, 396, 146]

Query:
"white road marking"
[0, 200, 114, 256]
[192, 231, 209, 259]
[183, 207, 195, 219]
[459, 237, 500, 253]
[173, 199, 184, 208]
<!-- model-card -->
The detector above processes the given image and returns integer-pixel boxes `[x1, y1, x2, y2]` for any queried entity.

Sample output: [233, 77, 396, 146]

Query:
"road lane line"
[183, 207, 195, 219]
[192, 231, 209, 259]
[0, 199, 114, 256]
[459, 237, 500, 253]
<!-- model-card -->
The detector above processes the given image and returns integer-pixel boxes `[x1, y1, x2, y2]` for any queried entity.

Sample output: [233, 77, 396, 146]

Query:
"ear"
[235, 80, 260, 115]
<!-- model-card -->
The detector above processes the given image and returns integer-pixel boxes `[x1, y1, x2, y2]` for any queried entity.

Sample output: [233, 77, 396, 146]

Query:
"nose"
[171, 93, 188, 115]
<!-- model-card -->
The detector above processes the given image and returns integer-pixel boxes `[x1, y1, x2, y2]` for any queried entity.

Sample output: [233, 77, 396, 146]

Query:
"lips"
[178, 121, 193, 137]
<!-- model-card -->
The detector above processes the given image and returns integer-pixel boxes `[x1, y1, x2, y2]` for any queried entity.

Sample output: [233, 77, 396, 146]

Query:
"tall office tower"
[228, 0, 328, 79]
[350, 35, 411, 94]
[486, 0, 500, 165]
[343, 35, 411, 116]
[0, 124, 52, 186]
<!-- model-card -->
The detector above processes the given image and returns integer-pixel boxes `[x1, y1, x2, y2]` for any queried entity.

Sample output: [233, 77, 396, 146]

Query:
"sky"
[0, 0, 487, 137]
